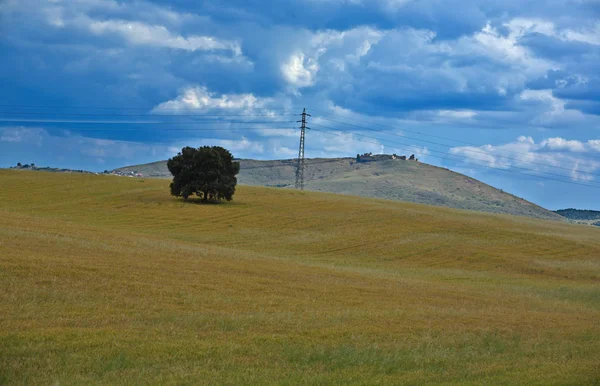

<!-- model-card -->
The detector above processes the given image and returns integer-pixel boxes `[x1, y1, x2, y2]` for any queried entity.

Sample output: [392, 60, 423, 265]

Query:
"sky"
[1, 0, 599, 210]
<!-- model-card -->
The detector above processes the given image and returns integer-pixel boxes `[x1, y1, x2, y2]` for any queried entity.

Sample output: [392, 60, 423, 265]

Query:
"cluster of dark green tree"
[554, 208, 600, 221]
[167, 146, 240, 202]
[14, 162, 35, 168]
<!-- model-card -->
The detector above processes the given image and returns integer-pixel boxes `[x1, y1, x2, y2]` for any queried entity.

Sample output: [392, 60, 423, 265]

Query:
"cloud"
[0, 127, 45, 146]
[152, 87, 274, 113]
[450, 136, 600, 182]
[2, 0, 245, 63]
[0, 126, 265, 167]
[0, 126, 173, 164]
[562, 23, 600, 46]
[87, 19, 241, 54]
[517, 88, 594, 127]
[2, 0, 600, 209]
[438, 110, 477, 119]
[281, 52, 320, 88]
[317, 20, 562, 116]
[271, 145, 297, 158]
[276, 26, 384, 90]
[255, 128, 299, 137]
[203, 137, 265, 154]
[588, 140, 600, 152]
[502, 17, 600, 47]
[314, 129, 381, 155]
[540, 137, 587, 152]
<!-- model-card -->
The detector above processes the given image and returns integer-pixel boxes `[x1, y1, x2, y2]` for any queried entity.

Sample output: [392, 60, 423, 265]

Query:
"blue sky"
[1, 0, 599, 210]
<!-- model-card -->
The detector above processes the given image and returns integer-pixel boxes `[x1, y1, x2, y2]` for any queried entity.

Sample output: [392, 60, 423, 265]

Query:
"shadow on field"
[179, 198, 224, 205]
[173, 197, 247, 207]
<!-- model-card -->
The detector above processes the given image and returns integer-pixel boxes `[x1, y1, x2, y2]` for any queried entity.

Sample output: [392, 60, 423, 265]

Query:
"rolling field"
[115, 157, 563, 220]
[1, 169, 599, 384]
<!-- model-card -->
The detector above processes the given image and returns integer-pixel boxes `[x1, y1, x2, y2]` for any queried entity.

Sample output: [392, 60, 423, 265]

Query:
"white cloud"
[588, 140, 600, 152]
[342, 21, 556, 111]
[504, 18, 557, 39]
[520, 89, 567, 117]
[0, 126, 172, 161]
[255, 128, 298, 137]
[87, 19, 241, 54]
[306, 129, 429, 160]
[152, 87, 274, 113]
[279, 26, 383, 89]
[438, 110, 477, 119]
[561, 23, 600, 45]
[281, 52, 320, 88]
[519, 89, 590, 126]
[0, 126, 270, 165]
[271, 145, 297, 158]
[381, 0, 414, 11]
[503, 18, 600, 46]
[540, 137, 586, 152]
[11, 0, 243, 56]
[203, 137, 264, 154]
[471, 22, 555, 76]
[307, 129, 381, 156]
[539, 137, 600, 153]
[450, 136, 600, 182]
[0, 127, 45, 146]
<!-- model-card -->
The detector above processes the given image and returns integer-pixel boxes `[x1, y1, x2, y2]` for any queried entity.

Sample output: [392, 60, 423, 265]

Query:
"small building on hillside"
[356, 153, 417, 163]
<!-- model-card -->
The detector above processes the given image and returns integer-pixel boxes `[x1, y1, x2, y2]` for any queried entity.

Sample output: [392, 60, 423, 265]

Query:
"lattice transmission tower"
[295, 108, 310, 190]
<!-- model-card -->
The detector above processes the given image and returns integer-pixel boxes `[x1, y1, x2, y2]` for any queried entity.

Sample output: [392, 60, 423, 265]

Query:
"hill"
[555, 209, 600, 226]
[114, 156, 562, 221]
[1, 170, 598, 384]
[556, 208, 600, 220]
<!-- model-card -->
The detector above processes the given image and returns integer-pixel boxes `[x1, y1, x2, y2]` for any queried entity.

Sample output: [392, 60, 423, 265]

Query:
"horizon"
[5, 154, 597, 212]
[1, 0, 599, 210]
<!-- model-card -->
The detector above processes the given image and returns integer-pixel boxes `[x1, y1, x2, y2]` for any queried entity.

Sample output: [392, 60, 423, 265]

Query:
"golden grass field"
[1, 169, 599, 384]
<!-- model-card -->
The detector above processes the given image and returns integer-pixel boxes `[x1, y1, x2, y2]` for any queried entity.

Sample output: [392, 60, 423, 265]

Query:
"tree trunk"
[203, 190, 209, 201]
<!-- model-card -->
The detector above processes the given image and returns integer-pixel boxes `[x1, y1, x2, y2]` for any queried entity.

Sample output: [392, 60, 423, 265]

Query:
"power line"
[165, 153, 600, 191]
[2, 107, 598, 189]
[311, 122, 600, 187]
[309, 108, 488, 146]
[0, 118, 295, 125]
[0, 111, 295, 118]
[309, 125, 600, 190]
[311, 108, 600, 160]
[240, 152, 600, 191]
[17, 127, 298, 132]
[0, 104, 295, 112]
[310, 114, 600, 179]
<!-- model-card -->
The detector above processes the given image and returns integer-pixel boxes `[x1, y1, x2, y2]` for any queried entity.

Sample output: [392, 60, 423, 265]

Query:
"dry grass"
[0, 169, 599, 385]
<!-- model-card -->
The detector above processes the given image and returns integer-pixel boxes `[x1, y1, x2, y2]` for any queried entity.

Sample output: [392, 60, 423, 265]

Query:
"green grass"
[1, 170, 599, 384]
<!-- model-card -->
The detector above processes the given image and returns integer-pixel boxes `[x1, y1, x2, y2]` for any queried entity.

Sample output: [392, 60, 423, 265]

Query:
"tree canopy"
[167, 146, 240, 202]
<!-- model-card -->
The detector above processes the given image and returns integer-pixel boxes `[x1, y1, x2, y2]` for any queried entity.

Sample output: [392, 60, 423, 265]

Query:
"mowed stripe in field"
[0, 170, 599, 384]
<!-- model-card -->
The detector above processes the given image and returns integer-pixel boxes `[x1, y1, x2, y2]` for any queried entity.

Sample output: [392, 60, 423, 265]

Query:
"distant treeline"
[555, 208, 600, 221]
[10, 163, 98, 175]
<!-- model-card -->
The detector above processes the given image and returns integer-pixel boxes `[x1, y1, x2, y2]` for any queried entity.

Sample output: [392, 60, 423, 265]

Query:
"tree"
[167, 146, 240, 202]
[16, 162, 21, 167]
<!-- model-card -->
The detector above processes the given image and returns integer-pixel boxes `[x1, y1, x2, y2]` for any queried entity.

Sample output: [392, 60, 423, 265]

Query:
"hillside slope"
[555, 209, 600, 226]
[115, 157, 562, 220]
[0, 170, 598, 384]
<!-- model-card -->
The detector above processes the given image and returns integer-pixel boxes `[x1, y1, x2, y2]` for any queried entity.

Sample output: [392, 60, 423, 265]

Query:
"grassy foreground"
[0, 170, 599, 384]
